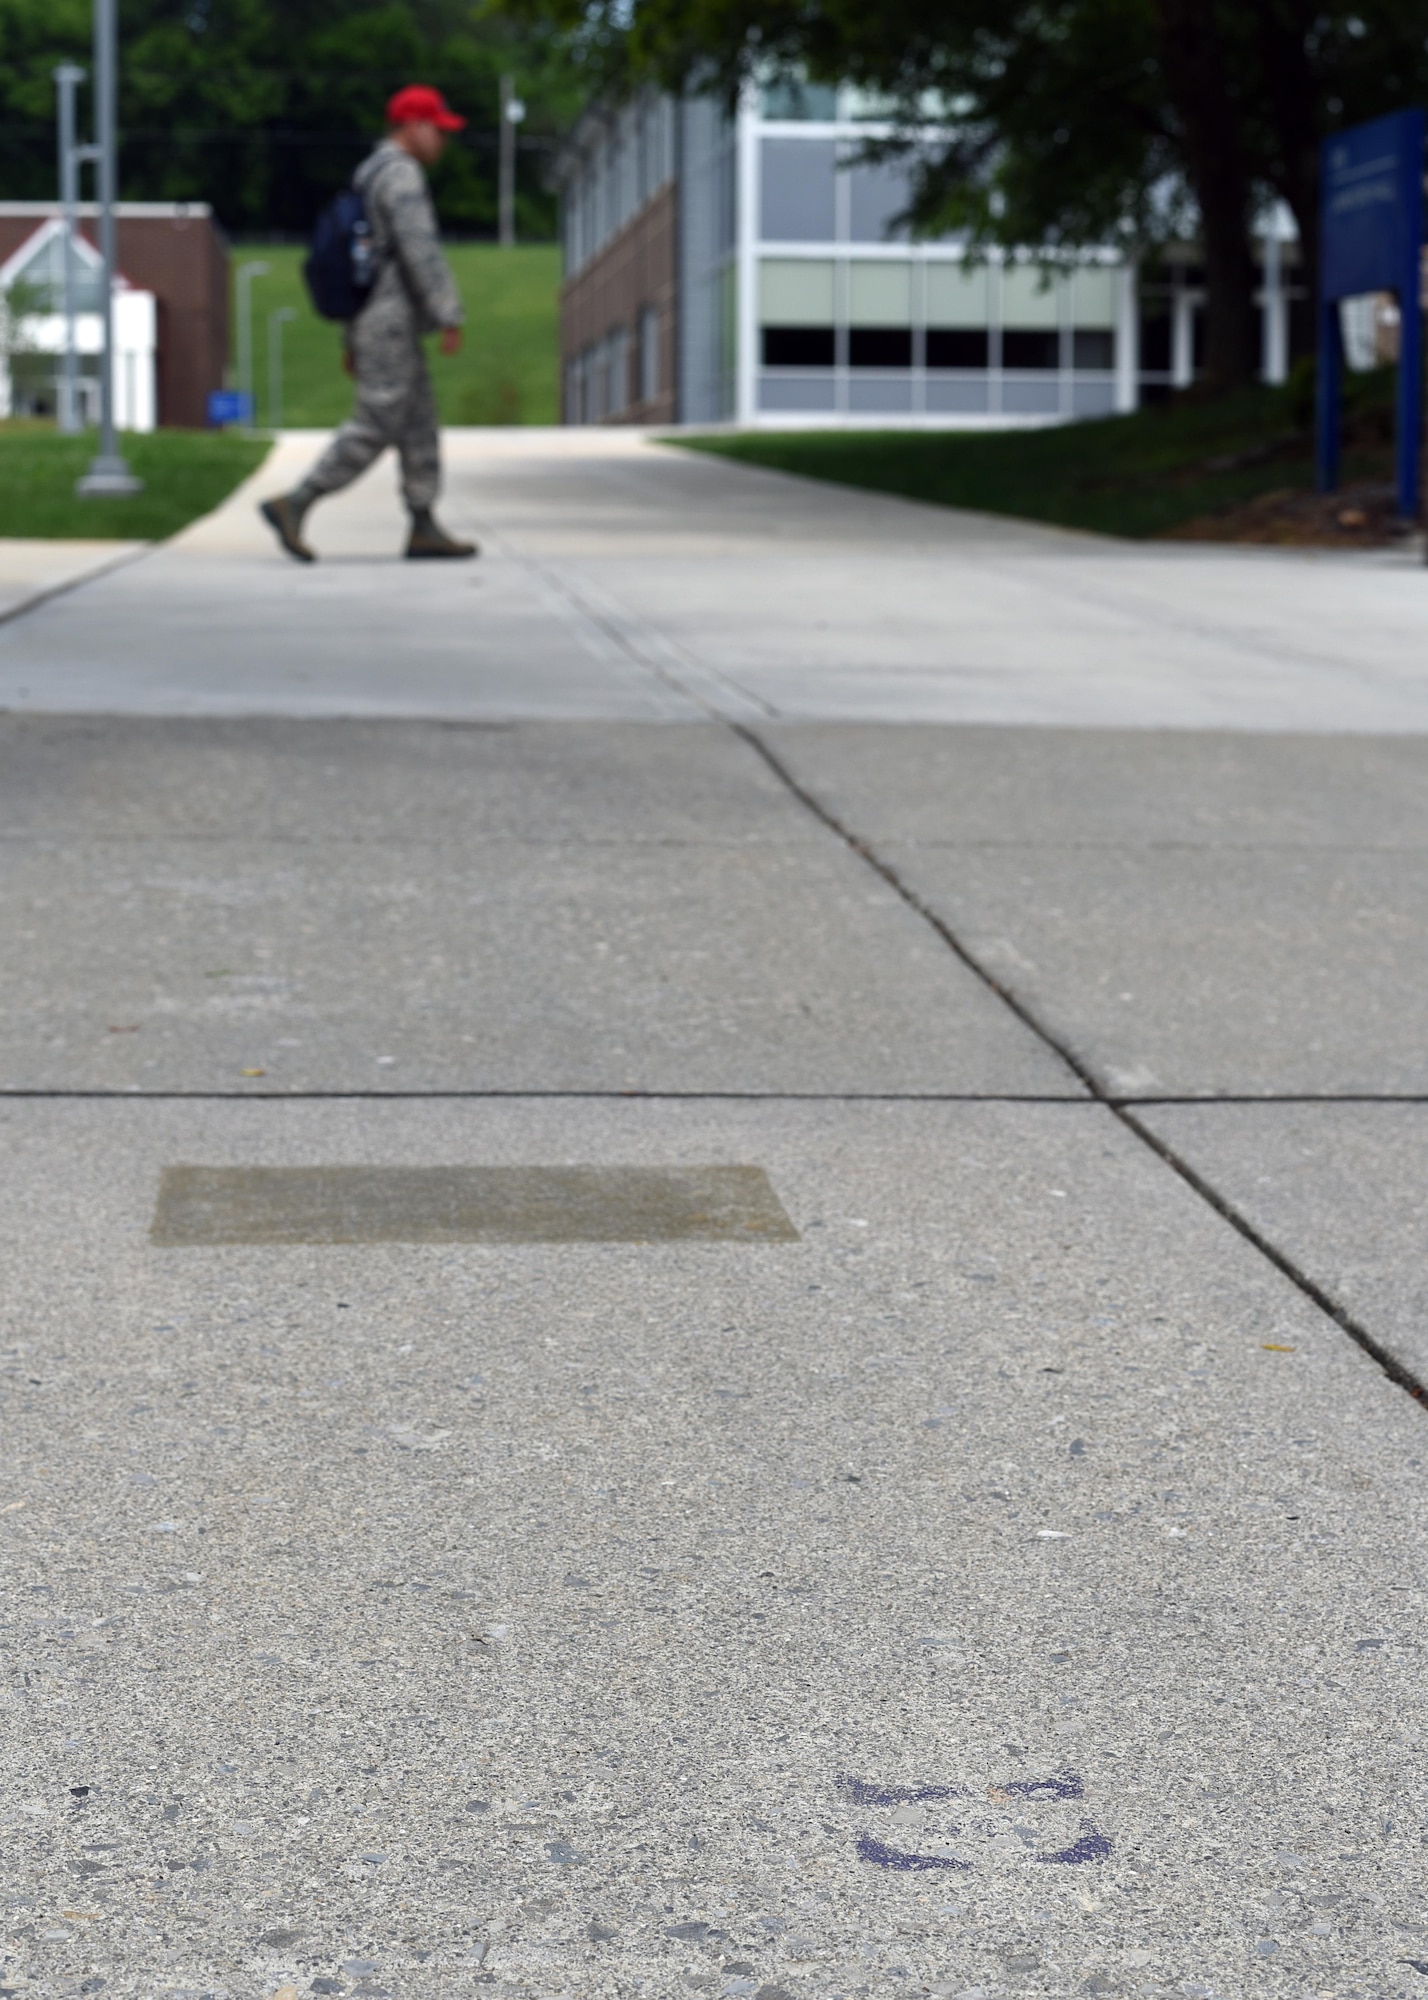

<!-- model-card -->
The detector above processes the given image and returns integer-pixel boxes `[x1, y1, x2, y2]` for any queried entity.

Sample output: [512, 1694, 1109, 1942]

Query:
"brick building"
[0, 201, 228, 429]
[556, 95, 680, 426]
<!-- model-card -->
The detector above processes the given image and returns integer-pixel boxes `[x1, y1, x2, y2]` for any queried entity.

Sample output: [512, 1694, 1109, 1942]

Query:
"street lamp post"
[76, 0, 141, 494]
[235, 260, 269, 428]
[498, 76, 526, 250]
[268, 306, 296, 431]
[53, 63, 86, 434]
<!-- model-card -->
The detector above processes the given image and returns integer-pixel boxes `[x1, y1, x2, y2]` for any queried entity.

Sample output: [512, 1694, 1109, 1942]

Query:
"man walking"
[261, 85, 476, 563]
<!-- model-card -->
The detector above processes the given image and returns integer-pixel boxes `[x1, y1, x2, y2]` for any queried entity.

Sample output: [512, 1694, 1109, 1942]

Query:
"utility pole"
[73, 1, 137, 488]
[268, 306, 296, 431]
[235, 260, 269, 427]
[498, 76, 525, 249]
[77, 0, 140, 494]
[53, 63, 86, 434]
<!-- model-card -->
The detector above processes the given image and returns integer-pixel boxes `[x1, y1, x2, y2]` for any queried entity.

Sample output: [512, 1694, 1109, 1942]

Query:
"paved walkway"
[5, 428, 1428, 726]
[0, 537, 146, 625]
[1, 432, 1426, 2000]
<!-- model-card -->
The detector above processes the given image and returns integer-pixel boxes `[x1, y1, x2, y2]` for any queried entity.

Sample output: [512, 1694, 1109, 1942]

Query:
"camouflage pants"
[302, 298, 441, 512]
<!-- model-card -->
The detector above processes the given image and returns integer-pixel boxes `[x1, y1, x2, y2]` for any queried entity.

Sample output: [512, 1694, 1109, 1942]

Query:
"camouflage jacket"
[355, 140, 463, 334]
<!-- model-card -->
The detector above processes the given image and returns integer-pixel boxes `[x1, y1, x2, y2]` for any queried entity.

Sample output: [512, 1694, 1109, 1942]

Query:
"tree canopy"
[543, 0, 1428, 388]
[0, 0, 584, 236]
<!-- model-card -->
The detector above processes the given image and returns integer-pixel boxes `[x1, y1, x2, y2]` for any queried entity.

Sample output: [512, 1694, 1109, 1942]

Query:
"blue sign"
[207, 389, 252, 427]
[1316, 108, 1424, 516]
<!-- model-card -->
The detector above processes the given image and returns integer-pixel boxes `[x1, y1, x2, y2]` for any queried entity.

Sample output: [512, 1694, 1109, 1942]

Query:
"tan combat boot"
[259, 494, 317, 564]
[406, 508, 479, 560]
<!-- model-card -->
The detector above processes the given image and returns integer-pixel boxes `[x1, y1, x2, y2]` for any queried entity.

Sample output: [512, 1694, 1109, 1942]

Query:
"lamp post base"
[76, 454, 143, 497]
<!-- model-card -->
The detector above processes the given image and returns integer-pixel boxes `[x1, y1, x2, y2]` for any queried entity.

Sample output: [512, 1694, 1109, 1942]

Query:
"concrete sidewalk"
[3, 428, 1428, 726]
[1, 433, 1426, 2000]
[0, 537, 145, 626]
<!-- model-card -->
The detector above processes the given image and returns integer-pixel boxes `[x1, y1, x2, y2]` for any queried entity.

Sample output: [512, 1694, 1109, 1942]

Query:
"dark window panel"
[1139, 307, 1172, 372]
[1002, 328, 1060, 369]
[848, 327, 913, 368]
[1072, 329, 1114, 369]
[762, 326, 837, 366]
[927, 328, 989, 369]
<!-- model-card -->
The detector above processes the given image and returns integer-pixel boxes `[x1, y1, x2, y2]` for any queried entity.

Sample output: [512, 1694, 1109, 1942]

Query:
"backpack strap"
[353, 149, 421, 305]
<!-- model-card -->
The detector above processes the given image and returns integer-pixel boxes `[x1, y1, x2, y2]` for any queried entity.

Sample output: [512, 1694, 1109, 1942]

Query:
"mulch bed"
[1167, 479, 1416, 547]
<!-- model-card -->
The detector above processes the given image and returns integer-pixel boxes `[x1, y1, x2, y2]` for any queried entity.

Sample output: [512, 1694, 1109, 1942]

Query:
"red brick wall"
[560, 183, 677, 424]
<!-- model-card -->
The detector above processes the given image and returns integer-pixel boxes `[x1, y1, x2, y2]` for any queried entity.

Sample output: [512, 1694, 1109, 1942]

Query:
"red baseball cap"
[386, 85, 465, 131]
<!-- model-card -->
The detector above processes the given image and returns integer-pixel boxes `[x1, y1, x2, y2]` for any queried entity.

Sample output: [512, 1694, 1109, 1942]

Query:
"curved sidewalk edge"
[166, 432, 300, 555]
[0, 538, 151, 630]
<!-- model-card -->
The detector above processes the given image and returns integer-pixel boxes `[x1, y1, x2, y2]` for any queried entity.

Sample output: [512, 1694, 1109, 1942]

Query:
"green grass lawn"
[232, 243, 561, 428]
[673, 369, 1399, 540]
[0, 425, 269, 540]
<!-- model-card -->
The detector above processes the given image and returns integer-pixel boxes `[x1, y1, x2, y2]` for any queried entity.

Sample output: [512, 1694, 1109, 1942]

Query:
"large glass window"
[1073, 330, 1114, 369]
[747, 224, 1132, 406]
[1073, 267, 1117, 326]
[639, 305, 661, 403]
[1001, 265, 1062, 325]
[927, 264, 989, 370]
[1002, 330, 1060, 369]
[1139, 300, 1172, 371]
[848, 261, 912, 368]
[760, 139, 838, 241]
[765, 328, 837, 365]
[927, 264, 989, 322]
[761, 81, 839, 121]
[1002, 264, 1063, 370]
[927, 329, 989, 368]
[760, 377, 838, 412]
[848, 262, 910, 321]
[1001, 265, 1062, 326]
[848, 329, 910, 366]
[1071, 267, 1116, 371]
[761, 259, 836, 321]
[605, 329, 630, 417]
[847, 159, 911, 243]
[7, 227, 105, 313]
[761, 258, 836, 367]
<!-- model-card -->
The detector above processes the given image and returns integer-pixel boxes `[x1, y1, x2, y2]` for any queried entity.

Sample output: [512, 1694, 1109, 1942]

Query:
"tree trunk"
[1155, 0, 1259, 389]
[1253, 1, 1321, 329]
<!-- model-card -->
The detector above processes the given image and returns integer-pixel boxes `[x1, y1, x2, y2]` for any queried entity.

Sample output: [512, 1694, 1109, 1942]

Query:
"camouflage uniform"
[299, 140, 463, 512]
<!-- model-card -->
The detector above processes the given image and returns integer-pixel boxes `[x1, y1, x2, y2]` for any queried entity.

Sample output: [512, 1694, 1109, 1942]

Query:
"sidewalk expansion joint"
[1115, 1093, 1428, 1106]
[1117, 1108, 1427, 1405]
[0, 1088, 1092, 1102]
[8, 1087, 1428, 1107]
[734, 722, 1428, 1413]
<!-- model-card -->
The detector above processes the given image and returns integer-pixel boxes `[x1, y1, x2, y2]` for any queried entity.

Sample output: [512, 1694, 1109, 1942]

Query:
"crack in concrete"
[734, 721, 1428, 1412]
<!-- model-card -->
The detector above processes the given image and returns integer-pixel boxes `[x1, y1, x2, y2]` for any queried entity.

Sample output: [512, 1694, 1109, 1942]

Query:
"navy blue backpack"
[303, 187, 378, 321]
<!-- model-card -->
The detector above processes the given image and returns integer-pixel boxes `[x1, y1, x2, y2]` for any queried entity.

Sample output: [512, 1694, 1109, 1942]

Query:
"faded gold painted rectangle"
[151, 1164, 799, 1246]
